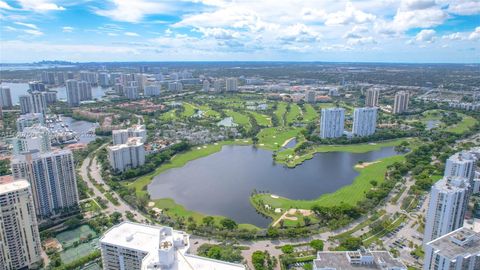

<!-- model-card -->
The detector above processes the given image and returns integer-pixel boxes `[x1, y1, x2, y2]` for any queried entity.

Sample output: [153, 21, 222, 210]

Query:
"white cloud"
[0, 1, 14, 10]
[24, 29, 44, 36]
[324, 2, 376, 26]
[442, 32, 464, 40]
[415, 29, 436, 43]
[468, 26, 480, 40]
[443, 0, 480, 15]
[16, 0, 65, 12]
[62, 26, 74, 32]
[124, 31, 140, 36]
[14, 22, 39, 29]
[95, 0, 173, 23]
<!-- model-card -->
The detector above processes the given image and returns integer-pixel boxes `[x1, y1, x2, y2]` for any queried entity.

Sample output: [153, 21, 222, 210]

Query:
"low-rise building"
[313, 249, 406, 270]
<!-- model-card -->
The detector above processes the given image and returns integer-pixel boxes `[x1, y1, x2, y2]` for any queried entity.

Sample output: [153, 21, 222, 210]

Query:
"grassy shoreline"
[126, 137, 411, 228]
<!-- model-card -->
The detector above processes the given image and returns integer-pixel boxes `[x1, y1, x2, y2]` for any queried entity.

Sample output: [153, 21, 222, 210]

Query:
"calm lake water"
[0, 82, 108, 104]
[148, 145, 399, 227]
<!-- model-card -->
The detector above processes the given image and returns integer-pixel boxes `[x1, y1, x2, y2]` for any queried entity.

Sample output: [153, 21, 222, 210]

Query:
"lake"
[148, 145, 399, 227]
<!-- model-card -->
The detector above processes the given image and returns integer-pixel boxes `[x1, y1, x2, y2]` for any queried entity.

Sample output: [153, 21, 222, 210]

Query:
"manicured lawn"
[251, 154, 405, 219]
[303, 104, 318, 123]
[275, 138, 411, 167]
[198, 105, 221, 119]
[286, 103, 302, 125]
[318, 103, 335, 109]
[159, 110, 178, 121]
[445, 114, 477, 134]
[250, 111, 272, 127]
[181, 103, 197, 118]
[256, 127, 302, 151]
[274, 102, 288, 126]
[225, 110, 251, 128]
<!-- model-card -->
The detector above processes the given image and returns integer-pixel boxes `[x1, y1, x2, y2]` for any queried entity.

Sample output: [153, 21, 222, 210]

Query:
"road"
[78, 150, 148, 222]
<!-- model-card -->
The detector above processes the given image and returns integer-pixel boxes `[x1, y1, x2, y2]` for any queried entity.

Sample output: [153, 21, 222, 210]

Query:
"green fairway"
[256, 127, 302, 151]
[445, 114, 477, 134]
[275, 138, 410, 167]
[225, 110, 251, 128]
[303, 104, 318, 123]
[198, 105, 221, 119]
[274, 102, 288, 126]
[181, 103, 197, 118]
[286, 103, 302, 125]
[250, 111, 272, 127]
[251, 154, 405, 219]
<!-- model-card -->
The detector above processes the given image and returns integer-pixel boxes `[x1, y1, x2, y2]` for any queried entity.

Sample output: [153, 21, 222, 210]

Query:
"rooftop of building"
[101, 222, 245, 270]
[426, 227, 480, 259]
[313, 250, 406, 270]
[0, 177, 30, 194]
[434, 176, 470, 191]
[100, 222, 189, 254]
[108, 137, 144, 150]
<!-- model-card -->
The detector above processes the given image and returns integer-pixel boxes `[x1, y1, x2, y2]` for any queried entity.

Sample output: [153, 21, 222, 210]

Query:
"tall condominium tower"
[393, 91, 410, 114]
[112, 125, 147, 145]
[78, 81, 93, 101]
[424, 176, 470, 243]
[365, 88, 380, 107]
[306, 90, 316, 103]
[202, 80, 210, 92]
[0, 177, 42, 270]
[56, 72, 65, 85]
[98, 72, 110, 87]
[108, 137, 146, 172]
[0, 87, 13, 108]
[320, 107, 345, 139]
[30, 92, 47, 114]
[66, 79, 80, 106]
[11, 149, 79, 221]
[444, 151, 477, 183]
[18, 94, 33, 114]
[28, 81, 46, 92]
[424, 227, 480, 270]
[352, 107, 378, 137]
[226, 78, 238, 92]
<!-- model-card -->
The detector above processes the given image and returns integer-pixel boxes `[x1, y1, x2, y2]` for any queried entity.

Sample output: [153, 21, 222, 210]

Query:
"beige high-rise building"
[393, 91, 410, 114]
[226, 78, 238, 92]
[0, 176, 42, 270]
[365, 88, 380, 107]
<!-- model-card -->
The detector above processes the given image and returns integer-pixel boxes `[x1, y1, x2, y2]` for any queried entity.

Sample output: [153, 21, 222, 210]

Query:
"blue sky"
[0, 0, 479, 63]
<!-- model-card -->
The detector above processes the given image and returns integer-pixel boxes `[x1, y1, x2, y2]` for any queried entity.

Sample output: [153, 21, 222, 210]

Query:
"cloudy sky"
[0, 0, 479, 63]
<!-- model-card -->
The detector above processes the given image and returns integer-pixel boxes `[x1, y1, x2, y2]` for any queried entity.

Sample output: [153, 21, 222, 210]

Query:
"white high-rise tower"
[320, 108, 345, 139]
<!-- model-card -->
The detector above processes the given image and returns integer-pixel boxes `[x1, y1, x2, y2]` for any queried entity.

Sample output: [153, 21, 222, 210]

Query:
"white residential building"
[31, 92, 47, 114]
[0, 177, 42, 270]
[320, 107, 345, 139]
[28, 81, 46, 92]
[0, 86, 13, 108]
[11, 149, 79, 220]
[98, 72, 110, 87]
[16, 113, 45, 132]
[125, 81, 139, 100]
[78, 80, 93, 101]
[100, 222, 246, 270]
[108, 137, 146, 172]
[112, 125, 147, 145]
[213, 79, 223, 92]
[393, 91, 409, 114]
[313, 249, 406, 270]
[305, 90, 316, 103]
[352, 107, 378, 137]
[424, 176, 471, 243]
[19, 94, 33, 114]
[168, 82, 183, 92]
[79, 71, 97, 85]
[365, 88, 380, 107]
[424, 227, 480, 270]
[444, 151, 477, 183]
[57, 72, 65, 85]
[144, 85, 161, 97]
[12, 125, 51, 154]
[43, 91, 57, 104]
[202, 80, 210, 91]
[41, 71, 56, 85]
[226, 78, 238, 92]
[66, 79, 80, 106]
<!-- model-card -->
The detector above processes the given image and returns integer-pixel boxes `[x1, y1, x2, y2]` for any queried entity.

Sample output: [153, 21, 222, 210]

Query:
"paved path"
[78, 148, 148, 222]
